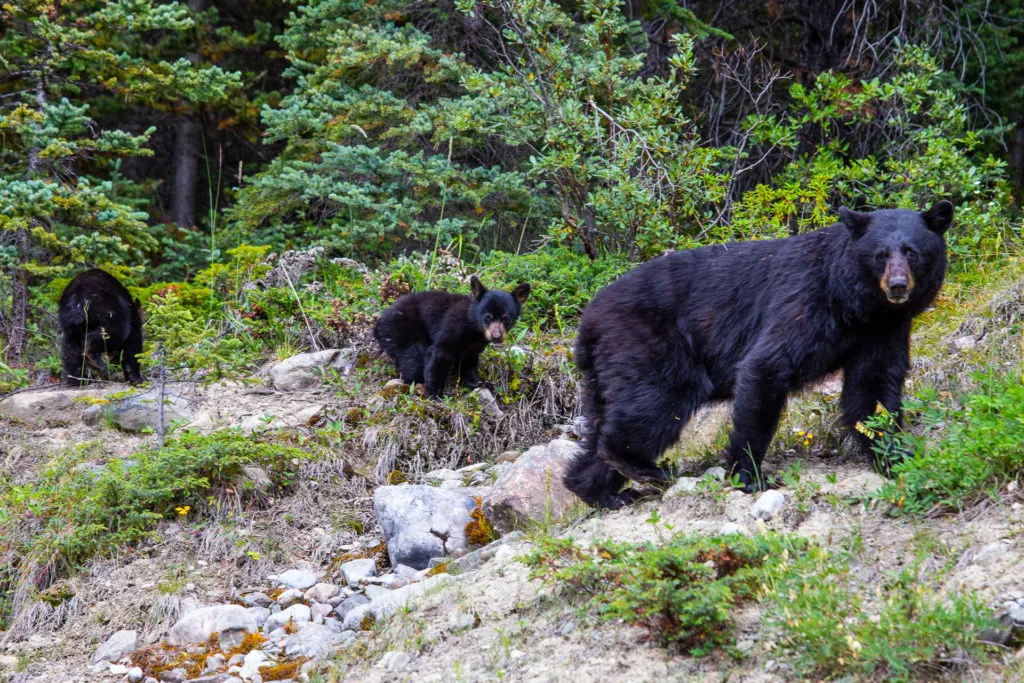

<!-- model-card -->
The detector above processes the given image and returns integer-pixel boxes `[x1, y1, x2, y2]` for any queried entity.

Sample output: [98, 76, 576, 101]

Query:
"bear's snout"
[485, 322, 507, 343]
[881, 259, 915, 304]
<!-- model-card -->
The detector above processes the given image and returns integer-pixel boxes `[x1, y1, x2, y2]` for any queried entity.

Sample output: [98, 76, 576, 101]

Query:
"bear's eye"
[903, 246, 919, 261]
[483, 314, 493, 323]
[875, 250, 889, 262]
[503, 315, 511, 325]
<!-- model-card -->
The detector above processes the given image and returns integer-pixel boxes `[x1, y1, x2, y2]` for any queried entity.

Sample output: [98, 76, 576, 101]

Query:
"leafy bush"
[764, 545, 994, 680]
[873, 370, 1024, 515]
[523, 532, 808, 655]
[0, 430, 307, 623]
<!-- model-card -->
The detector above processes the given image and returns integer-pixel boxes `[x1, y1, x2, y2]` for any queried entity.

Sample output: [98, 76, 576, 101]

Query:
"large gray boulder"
[0, 387, 108, 427]
[269, 349, 355, 392]
[373, 485, 480, 570]
[482, 439, 583, 532]
[92, 629, 139, 664]
[282, 623, 344, 659]
[105, 390, 193, 432]
[166, 605, 257, 646]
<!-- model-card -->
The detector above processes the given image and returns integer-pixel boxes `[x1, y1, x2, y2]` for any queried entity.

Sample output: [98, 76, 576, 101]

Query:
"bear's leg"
[726, 362, 790, 492]
[841, 327, 911, 475]
[123, 324, 144, 385]
[424, 346, 455, 397]
[597, 380, 704, 486]
[456, 351, 491, 391]
[397, 343, 428, 385]
[563, 454, 631, 509]
[63, 334, 88, 387]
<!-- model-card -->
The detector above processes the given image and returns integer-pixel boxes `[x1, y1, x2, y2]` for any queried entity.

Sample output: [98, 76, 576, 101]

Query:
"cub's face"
[840, 201, 953, 307]
[469, 276, 531, 344]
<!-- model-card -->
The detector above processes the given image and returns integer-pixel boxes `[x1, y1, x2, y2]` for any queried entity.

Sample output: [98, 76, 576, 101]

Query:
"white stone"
[263, 603, 312, 634]
[167, 605, 256, 646]
[272, 568, 318, 590]
[276, 588, 304, 606]
[750, 490, 785, 521]
[340, 558, 377, 585]
[239, 649, 267, 679]
[720, 522, 750, 536]
[92, 629, 139, 664]
[305, 582, 339, 603]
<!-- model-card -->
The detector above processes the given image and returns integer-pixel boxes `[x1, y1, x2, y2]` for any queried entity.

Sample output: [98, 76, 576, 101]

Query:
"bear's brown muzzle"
[880, 258, 915, 304]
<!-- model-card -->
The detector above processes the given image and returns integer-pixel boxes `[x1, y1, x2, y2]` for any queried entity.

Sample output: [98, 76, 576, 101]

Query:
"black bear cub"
[374, 276, 531, 397]
[566, 201, 954, 509]
[59, 269, 144, 387]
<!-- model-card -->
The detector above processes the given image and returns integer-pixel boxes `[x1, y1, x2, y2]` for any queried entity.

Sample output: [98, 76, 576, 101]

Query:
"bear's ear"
[922, 200, 954, 235]
[512, 283, 531, 304]
[839, 207, 871, 238]
[470, 275, 487, 300]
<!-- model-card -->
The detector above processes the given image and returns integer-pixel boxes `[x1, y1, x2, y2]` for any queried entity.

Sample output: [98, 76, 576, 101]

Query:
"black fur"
[59, 269, 144, 386]
[374, 276, 531, 397]
[565, 201, 953, 509]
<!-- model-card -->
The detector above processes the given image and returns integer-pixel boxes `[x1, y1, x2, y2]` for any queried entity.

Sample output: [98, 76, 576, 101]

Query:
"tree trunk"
[170, 0, 209, 229]
[172, 116, 200, 228]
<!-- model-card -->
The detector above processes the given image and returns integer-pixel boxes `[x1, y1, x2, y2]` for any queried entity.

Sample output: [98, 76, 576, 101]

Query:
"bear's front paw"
[732, 469, 778, 494]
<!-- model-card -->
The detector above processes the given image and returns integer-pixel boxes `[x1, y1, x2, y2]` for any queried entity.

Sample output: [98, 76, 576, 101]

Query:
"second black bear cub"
[374, 276, 531, 397]
[566, 201, 953, 509]
[59, 269, 144, 386]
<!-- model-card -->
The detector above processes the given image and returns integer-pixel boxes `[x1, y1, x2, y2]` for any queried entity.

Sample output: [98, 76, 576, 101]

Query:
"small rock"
[571, 415, 589, 438]
[381, 575, 409, 590]
[311, 602, 333, 621]
[447, 609, 478, 632]
[264, 603, 312, 634]
[283, 623, 343, 659]
[110, 390, 193, 433]
[241, 592, 271, 608]
[720, 522, 750, 536]
[336, 594, 370, 620]
[424, 468, 461, 483]
[974, 542, 1006, 567]
[92, 629, 139, 664]
[380, 650, 411, 672]
[439, 479, 463, 489]
[167, 605, 256, 646]
[482, 439, 583, 533]
[218, 627, 248, 651]
[127, 668, 144, 683]
[343, 603, 373, 631]
[471, 388, 504, 418]
[272, 569, 318, 590]
[951, 335, 977, 352]
[305, 583, 339, 603]
[269, 349, 354, 392]
[159, 668, 186, 683]
[340, 558, 377, 586]
[750, 490, 785, 521]
[276, 588, 304, 606]
[704, 466, 727, 480]
[559, 620, 576, 636]
[0, 655, 19, 670]
[496, 450, 519, 464]
[109, 664, 129, 676]
[392, 564, 419, 579]
[664, 477, 700, 497]
[239, 650, 267, 679]
[203, 653, 227, 673]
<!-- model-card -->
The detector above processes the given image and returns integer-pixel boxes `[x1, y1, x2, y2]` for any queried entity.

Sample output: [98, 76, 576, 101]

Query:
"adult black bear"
[374, 276, 531, 397]
[565, 201, 953, 509]
[59, 269, 144, 386]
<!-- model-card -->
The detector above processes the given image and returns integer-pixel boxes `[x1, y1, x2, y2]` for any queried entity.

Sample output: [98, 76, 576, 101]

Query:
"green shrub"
[764, 546, 994, 680]
[0, 430, 307, 623]
[523, 532, 808, 655]
[872, 370, 1024, 515]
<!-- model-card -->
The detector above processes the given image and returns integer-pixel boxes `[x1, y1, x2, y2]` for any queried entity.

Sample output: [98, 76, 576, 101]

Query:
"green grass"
[523, 531, 810, 656]
[763, 545, 995, 680]
[872, 369, 1024, 515]
[0, 429, 308, 626]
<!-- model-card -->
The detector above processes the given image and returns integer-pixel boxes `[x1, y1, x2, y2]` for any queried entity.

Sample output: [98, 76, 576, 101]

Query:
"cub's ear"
[470, 275, 487, 300]
[922, 200, 954, 235]
[839, 206, 870, 238]
[512, 283, 531, 304]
